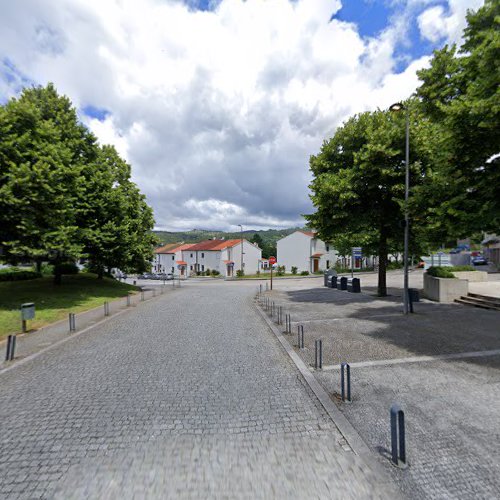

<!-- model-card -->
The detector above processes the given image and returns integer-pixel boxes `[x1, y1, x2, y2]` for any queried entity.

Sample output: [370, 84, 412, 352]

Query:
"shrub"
[53, 262, 79, 275]
[449, 265, 476, 272]
[291, 266, 298, 275]
[427, 266, 455, 278]
[387, 261, 403, 270]
[300, 270, 309, 276]
[236, 270, 244, 277]
[205, 268, 210, 275]
[276, 265, 285, 276]
[211, 269, 220, 276]
[0, 269, 42, 281]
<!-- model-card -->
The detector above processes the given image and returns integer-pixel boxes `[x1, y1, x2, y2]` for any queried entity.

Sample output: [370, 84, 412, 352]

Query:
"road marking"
[322, 349, 500, 371]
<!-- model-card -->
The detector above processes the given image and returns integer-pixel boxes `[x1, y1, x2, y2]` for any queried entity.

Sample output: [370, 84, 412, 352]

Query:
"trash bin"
[332, 276, 338, 288]
[408, 288, 420, 302]
[348, 278, 361, 293]
[324, 269, 337, 287]
[339, 277, 348, 290]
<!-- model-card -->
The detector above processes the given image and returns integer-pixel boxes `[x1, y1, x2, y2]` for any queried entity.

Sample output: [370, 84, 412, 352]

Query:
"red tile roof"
[176, 261, 187, 266]
[187, 239, 244, 251]
[154, 243, 182, 254]
[311, 253, 323, 258]
[300, 230, 316, 237]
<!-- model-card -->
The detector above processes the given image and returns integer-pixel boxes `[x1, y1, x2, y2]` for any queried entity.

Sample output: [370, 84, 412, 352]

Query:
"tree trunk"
[35, 260, 42, 273]
[377, 227, 388, 297]
[53, 268, 62, 285]
[97, 267, 104, 279]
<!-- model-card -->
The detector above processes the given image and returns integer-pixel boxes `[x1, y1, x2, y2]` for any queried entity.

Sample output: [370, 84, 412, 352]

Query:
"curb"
[254, 299, 400, 497]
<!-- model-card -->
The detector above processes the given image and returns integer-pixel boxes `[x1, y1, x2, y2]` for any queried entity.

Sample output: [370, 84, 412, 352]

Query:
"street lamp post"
[238, 224, 244, 274]
[389, 102, 410, 315]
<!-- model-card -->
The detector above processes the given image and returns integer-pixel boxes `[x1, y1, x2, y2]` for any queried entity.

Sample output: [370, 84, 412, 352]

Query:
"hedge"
[426, 266, 455, 278]
[0, 270, 42, 281]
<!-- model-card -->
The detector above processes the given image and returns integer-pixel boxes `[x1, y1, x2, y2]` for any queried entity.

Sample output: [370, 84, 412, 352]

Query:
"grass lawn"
[0, 273, 139, 339]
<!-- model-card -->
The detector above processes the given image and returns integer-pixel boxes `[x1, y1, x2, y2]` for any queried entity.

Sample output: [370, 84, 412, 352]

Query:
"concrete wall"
[423, 273, 468, 303]
[452, 271, 488, 282]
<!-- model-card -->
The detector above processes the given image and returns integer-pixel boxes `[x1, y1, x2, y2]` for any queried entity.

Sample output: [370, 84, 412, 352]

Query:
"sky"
[0, 0, 484, 231]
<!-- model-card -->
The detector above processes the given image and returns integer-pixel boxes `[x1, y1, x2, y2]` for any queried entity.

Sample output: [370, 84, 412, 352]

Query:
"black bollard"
[5, 335, 16, 361]
[297, 325, 304, 349]
[315, 339, 323, 369]
[390, 404, 406, 466]
[341, 362, 351, 402]
[69, 313, 76, 332]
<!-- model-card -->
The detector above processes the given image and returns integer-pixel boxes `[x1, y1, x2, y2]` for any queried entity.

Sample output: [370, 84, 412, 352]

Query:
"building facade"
[276, 231, 338, 273]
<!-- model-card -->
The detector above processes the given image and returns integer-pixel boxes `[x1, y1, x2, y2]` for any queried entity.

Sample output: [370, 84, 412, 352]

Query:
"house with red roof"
[153, 242, 195, 277]
[181, 238, 262, 277]
[277, 230, 338, 273]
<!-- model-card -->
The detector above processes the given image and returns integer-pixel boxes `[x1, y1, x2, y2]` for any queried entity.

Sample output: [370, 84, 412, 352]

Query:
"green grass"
[0, 273, 139, 339]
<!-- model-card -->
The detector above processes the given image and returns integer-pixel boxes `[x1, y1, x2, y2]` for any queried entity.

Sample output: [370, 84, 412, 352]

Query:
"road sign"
[269, 256, 277, 265]
[352, 247, 362, 258]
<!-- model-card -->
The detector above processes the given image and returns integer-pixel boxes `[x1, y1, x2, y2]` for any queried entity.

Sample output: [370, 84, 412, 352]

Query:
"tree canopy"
[0, 84, 156, 282]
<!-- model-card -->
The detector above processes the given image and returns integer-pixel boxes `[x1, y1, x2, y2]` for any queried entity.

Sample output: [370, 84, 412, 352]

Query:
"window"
[201, 253, 204, 258]
[172, 255, 174, 260]
[171, 267, 174, 273]
[190, 253, 193, 258]
[190, 265, 193, 270]
[201, 265, 205, 271]
[326, 245, 330, 252]
[326, 260, 330, 269]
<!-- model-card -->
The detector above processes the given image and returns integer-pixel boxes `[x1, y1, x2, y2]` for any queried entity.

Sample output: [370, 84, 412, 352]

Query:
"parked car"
[471, 255, 487, 265]
[155, 273, 174, 280]
[138, 273, 153, 279]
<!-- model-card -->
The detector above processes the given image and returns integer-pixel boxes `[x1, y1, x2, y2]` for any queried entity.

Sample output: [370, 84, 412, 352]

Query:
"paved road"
[0, 281, 391, 499]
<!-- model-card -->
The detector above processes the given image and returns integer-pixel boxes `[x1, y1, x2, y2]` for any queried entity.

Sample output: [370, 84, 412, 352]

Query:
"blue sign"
[352, 247, 362, 258]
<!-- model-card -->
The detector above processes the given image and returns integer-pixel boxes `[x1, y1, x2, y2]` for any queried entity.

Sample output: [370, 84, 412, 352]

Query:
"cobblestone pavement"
[264, 275, 500, 499]
[0, 281, 392, 499]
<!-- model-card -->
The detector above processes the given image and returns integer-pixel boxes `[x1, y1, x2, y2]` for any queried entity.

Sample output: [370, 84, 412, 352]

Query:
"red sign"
[269, 256, 277, 265]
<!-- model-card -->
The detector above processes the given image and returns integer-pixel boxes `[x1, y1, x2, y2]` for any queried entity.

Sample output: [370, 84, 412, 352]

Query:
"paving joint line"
[322, 348, 500, 371]
[254, 299, 400, 498]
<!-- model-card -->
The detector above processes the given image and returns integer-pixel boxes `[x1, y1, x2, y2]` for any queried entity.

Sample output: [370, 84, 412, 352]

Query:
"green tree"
[0, 84, 89, 283]
[306, 104, 436, 295]
[416, 0, 500, 237]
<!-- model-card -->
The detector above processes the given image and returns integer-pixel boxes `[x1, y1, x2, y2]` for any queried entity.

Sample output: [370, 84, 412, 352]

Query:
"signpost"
[351, 247, 362, 278]
[269, 256, 276, 290]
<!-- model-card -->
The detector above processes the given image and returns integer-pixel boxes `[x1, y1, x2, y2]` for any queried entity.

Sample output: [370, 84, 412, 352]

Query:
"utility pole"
[238, 224, 244, 274]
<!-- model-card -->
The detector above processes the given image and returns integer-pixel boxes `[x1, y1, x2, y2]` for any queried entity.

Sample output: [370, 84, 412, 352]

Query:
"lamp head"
[389, 102, 406, 112]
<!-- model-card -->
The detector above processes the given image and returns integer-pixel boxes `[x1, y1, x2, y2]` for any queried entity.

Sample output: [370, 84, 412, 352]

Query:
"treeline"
[0, 84, 156, 283]
[306, 0, 499, 295]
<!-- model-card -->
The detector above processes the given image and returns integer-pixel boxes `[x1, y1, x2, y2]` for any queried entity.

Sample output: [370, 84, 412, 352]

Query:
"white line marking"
[322, 349, 500, 370]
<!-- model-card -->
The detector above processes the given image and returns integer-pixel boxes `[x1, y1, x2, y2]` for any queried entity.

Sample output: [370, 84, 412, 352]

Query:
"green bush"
[291, 266, 298, 275]
[0, 269, 42, 281]
[205, 268, 210, 275]
[39, 264, 54, 275]
[276, 265, 285, 276]
[54, 262, 79, 275]
[300, 270, 309, 276]
[427, 266, 455, 278]
[211, 269, 220, 276]
[387, 261, 403, 270]
[236, 270, 244, 277]
[449, 265, 476, 272]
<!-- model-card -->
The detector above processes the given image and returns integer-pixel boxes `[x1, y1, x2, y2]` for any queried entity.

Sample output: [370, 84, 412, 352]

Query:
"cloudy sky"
[0, 0, 483, 231]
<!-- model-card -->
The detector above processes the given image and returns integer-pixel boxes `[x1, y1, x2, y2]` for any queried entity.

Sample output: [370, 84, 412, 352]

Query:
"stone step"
[468, 292, 500, 305]
[454, 296, 500, 311]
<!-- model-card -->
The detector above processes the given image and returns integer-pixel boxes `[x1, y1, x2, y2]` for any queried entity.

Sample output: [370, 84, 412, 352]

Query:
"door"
[313, 259, 319, 272]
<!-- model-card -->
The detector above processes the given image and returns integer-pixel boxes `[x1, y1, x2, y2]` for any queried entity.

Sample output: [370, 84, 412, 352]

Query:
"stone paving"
[263, 273, 500, 499]
[0, 280, 392, 499]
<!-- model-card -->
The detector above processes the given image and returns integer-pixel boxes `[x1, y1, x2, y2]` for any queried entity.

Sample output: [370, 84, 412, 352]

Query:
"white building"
[182, 239, 261, 277]
[153, 243, 195, 277]
[277, 231, 338, 273]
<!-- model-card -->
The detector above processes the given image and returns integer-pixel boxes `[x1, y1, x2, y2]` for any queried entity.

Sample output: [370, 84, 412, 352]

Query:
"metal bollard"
[260, 284, 262, 294]
[126, 294, 131, 307]
[104, 302, 109, 317]
[390, 404, 406, 466]
[314, 339, 323, 369]
[69, 313, 76, 332]
[141, 290, 145, 301]
[297, 325, 304, 349]
[5, 334, 16, 361]
[341, 363, 351, 402]
[287, 314, 291, 334]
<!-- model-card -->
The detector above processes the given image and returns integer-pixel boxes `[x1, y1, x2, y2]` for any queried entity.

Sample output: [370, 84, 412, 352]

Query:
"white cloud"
[418, 0, 484, 45]
[0, 0, 480, 230]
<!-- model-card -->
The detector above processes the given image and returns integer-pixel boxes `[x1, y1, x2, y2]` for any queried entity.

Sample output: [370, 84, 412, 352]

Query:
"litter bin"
[339, 277, 348, 290]
[348, 278, 361, 293]
[408, 288, 420, 302]
[324, 269, 337, 287]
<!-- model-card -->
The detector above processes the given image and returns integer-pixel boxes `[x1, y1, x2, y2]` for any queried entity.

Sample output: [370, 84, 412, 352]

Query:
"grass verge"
[0, 273, 139, 339]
